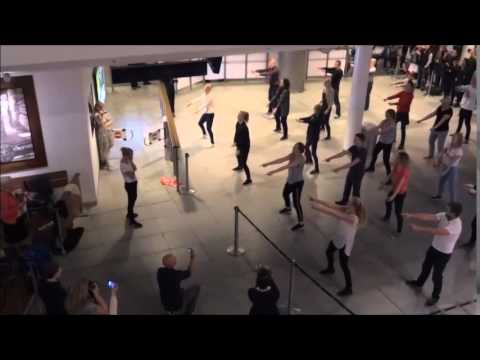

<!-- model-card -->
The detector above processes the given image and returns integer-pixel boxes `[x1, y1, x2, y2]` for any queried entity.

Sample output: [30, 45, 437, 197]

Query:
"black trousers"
[125, 181, 138, 221]
[395, 112, 409, 149]
[384, 191, 407, 233]
[268, 85, 279, 113]
[470, 216, 476, 244]
[323, 110, 332, 138]
[236, 147, 251, 181]
[442, 80, 454, 99]
[365, 81, 373, 111]
[341, 171, 363, 203]
[367, 142, 393, 175]
[456, 108, 473, 141]
[305, 138, 319, 171]
[325, 242, 352, 289]
[275, 113, 288, 138]
[198, 113, 215, 144]
[283, 181, 304, 223]
[416, 246, 451, 299]
[333, 87, 341, 116]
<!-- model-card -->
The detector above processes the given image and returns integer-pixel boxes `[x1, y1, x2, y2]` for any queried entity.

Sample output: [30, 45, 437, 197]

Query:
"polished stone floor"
[58, 75, 477, 315]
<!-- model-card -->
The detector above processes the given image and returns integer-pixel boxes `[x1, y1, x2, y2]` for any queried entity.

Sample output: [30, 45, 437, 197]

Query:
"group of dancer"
[110, 53, 475, 306]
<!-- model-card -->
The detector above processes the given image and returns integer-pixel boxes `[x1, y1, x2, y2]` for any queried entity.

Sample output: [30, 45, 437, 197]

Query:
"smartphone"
[107, 280, 117, 289]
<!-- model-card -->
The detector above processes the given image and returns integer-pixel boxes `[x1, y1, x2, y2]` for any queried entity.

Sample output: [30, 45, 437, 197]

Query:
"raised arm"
[266, 158, 301, 176]
[384, 92, 402, 101]
[311, 204, 356, 225]
[262, 154, 291, 167]
[325, 150, 349, 162]
[402, 213, 438, 222]
[410, 224, 451, 236]
[416, 110, 438, 124]
[333, 159, 360, 173]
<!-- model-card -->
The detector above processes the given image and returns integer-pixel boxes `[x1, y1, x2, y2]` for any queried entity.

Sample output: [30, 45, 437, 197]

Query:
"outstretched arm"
[262, 154, 291, 167]
[410, 224, 450, 236]
[312, 204, 356, 225]
[402, 213, 438, 222]
[309, 196, 348, 211]
[325, 150, 349, 162]
[416, 110, 438, 124]
[266, 158, 301, 176]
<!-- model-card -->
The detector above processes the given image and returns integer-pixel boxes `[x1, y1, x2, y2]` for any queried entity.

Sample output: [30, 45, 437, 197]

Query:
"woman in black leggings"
[269, 78, 290, 141]
[380, 152, 411, 234]
[232, 111, 252, 185]
[262, 143, 306, 231]
[187, 84, 215, 145]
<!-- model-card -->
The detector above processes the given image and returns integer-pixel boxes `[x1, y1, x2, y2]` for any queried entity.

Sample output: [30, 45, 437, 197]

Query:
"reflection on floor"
[61, 76, 477, 315]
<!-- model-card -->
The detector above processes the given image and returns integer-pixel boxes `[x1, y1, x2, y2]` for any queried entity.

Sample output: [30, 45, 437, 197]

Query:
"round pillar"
[278, 50, 307, 93]
[344, 45, 373, 149]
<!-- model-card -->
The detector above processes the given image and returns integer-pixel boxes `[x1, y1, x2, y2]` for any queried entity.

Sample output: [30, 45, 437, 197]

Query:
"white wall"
[5, 67, 99, 204]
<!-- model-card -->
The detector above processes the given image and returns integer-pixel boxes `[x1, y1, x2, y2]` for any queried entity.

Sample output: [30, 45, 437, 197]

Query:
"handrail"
[158, 81, 180, 148]
[428, 298, 477, 315]
[234, 206, 355, 315]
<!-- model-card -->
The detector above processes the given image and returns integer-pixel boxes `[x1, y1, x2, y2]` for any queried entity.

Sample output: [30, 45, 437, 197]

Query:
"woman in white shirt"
[454, 77, 477, 144]
[94, 102, 114, 170]
[432, 133, 463, 202]
[120, 147, 142, 228]
[310, 197, 367, 296]
[187, 84, 215, 145]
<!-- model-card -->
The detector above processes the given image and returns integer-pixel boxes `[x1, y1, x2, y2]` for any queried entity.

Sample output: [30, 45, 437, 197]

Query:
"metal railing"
[429, 298, 477, 315]
[227, 206, 355, 315]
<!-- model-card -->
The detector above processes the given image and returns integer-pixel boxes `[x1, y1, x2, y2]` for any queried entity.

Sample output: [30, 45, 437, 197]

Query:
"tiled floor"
[58, 76, 477, 315]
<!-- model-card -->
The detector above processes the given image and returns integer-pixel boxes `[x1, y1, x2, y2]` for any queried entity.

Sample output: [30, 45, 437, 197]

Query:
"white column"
[278, 50, 307, 93]
[344, 45, 373, 149]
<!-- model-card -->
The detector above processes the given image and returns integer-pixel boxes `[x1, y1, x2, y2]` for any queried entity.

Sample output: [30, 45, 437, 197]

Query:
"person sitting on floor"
[248, 266, 280, 315]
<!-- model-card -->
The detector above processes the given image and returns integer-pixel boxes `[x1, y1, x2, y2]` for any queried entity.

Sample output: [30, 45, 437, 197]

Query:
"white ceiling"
[0, 45, 344, 72]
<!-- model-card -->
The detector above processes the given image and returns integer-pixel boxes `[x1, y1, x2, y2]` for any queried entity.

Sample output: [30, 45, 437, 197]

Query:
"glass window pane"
[329, 49, 347, 58]
[226, 62, 246, 79]
[309, 50, 327, 60]
[307, 59, 327, 77]
[205, 57, 225, 81]
[247, 62, 268, 79]
[247, 53, 267, 62]
[226, 54, 246, 63]
[191, 76, 204, 85]
[177, 77, 190, 90]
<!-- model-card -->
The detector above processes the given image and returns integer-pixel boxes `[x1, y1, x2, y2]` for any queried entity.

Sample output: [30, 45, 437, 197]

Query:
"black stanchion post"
[227, 206, 245, 257]
[181, 153, 196, 195]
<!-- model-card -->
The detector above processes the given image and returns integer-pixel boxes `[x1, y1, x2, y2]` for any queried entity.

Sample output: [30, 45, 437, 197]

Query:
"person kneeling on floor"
[157, 249, 200, 315]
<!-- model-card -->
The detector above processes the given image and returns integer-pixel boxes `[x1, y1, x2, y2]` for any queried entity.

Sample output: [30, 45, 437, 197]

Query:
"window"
[247, 53, 267, 79]
[225, 54, 247, 79]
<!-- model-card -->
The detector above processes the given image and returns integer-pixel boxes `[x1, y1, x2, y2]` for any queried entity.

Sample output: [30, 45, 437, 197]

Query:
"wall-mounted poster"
[0, 75, 48, 174]
[94, 66, 106, 104]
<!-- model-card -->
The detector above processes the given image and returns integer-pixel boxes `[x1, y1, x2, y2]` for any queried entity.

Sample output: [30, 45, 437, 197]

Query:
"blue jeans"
[437, 166, 458, 201]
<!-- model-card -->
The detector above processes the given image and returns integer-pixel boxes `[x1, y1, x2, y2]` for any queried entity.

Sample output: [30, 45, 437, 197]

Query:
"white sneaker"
[465, 183, 475, 189]
[468, 189, 477, 195]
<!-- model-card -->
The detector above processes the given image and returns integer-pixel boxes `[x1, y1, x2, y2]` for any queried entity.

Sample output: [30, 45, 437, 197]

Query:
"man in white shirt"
[403, 202, 463, 306]
[187, 84, 215, 145]
[454, 75, 476, 144]
[120, 147, 142, 228]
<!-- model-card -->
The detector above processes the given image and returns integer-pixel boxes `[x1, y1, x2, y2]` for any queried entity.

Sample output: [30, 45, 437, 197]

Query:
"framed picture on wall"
[0, 75, 48, 174]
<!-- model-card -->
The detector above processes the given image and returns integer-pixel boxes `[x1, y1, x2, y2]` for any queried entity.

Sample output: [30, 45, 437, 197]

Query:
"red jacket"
[387, 91, 414, 113]
[0, 192, 18, 224]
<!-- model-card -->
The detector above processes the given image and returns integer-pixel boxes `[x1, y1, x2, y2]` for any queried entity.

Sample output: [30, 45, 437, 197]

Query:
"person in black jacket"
[254, 57, 280, 117]
[298, 104, 325, 175]
[232, 111, 252, 185]
[38, 262, 68, 315]
[269, 78, 290, 140]
[323, 61, 343, 118]
[248, 266, 280, 315]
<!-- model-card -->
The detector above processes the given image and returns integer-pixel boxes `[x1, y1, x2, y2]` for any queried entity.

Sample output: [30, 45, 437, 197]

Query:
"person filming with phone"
[157, 249, 200, 315]
[65, 278, 118, 315]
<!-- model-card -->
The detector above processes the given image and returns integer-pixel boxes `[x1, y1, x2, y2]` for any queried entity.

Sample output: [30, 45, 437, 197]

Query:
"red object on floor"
[160, 176, 178, 187]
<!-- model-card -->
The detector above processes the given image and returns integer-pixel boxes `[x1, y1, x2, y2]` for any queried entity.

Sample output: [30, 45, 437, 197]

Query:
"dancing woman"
[310, 197, 367, 296]
[262, 143, 306, 231]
